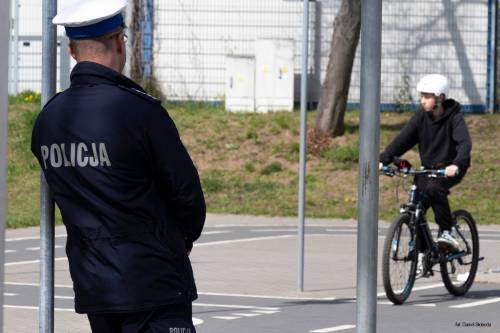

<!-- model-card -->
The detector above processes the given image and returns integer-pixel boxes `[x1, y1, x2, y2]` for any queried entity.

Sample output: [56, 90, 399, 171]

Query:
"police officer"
[31, 1, 205, 332]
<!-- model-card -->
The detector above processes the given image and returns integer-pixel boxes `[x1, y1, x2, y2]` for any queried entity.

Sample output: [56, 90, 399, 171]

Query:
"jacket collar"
[424, 98, 460, 123]
[70, 61, 144, 92]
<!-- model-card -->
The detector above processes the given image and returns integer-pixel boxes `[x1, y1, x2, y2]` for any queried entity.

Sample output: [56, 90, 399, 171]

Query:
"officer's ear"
[68, 41, 77, 61]
[114, 32, 125, 55]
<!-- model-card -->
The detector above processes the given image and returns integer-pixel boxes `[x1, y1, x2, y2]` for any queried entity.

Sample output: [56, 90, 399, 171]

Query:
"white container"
[255, 39, 295, 113]
[225, 55, 255, 112]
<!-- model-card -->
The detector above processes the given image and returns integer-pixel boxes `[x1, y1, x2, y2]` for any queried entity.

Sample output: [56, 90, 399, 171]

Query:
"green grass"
[6, 94, 500, 228]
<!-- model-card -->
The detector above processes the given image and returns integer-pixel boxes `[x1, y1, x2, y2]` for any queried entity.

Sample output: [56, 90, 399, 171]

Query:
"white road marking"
[5, 257, 68, 266]
[212, 316, 240, 320]
[192, 317, 204, 326]
[250, 229, 297, 232]
[231, 312, 261, 317]
[450, 297, 500, 309]
[414, 303, 436, 307]
[3, 305, 74, 312]
[4, 281, 73, 288]
[6, 234, 67, 242]
[377, 283, 443, 297]
[25, 247, 40, 251]
[193, 303, 279, 311]
[3, 293, 18, 297]
[252, 310, 280, 314]
[198, 291, 335, 301]
[212, 223, 359, 228]
[479, 234, 500, 238]
[4, 250, 16, 253]
[326, 229, 359, 233]
[310, 324, 356, 332]
[202, 231, 232, 235]
[195, 235, 294, 247]
[54, 295, 74, 300]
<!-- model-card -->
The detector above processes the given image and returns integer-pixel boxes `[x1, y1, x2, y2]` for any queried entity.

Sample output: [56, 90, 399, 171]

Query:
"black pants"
[416, 171, 465, 231]
[87, 303, 196, 333]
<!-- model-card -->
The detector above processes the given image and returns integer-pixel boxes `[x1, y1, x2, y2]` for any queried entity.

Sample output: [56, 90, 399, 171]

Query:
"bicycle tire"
[382, 214, 418, 305]
[440, 210, 479, 296]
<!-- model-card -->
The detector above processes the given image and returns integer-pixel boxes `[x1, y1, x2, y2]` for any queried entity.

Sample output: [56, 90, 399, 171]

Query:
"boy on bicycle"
[379, 74, 472, 251]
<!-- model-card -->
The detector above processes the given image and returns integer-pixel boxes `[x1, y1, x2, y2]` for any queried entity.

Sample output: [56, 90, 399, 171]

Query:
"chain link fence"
[8, 0, 72, 94]
[8, 0, 497, 112]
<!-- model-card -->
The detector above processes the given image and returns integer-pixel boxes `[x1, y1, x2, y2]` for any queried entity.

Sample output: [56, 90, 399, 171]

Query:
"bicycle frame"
[400, 183, 440, 273]
[400, 176, 470, 275]
[381, 161, 481, 302]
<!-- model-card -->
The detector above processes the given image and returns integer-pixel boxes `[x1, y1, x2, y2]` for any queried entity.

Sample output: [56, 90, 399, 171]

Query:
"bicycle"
[380, 159, 482, 305]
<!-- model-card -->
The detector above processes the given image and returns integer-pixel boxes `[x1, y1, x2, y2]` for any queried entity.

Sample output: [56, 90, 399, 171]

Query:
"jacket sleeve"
[451, 112, 472, 169]
[145, 105, 206, 248]
[379, 112, 420, 165]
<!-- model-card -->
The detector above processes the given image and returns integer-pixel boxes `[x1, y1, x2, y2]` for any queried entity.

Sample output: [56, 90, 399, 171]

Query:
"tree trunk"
[315, 0, 361, 137]
[130, 0, 142, 82]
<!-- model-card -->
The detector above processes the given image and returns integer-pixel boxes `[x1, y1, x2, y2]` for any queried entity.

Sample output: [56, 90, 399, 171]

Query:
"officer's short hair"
[69, 25, 125, 57]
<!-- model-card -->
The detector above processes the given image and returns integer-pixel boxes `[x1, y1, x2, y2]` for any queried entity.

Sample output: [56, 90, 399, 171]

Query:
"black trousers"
[416, 171, 465, 231]
[87, 303, 196, 333]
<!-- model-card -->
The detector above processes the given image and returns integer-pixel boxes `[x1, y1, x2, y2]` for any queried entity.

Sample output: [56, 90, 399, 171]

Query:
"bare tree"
[130, 0, 142, 82]
[315, 0, 361, 137]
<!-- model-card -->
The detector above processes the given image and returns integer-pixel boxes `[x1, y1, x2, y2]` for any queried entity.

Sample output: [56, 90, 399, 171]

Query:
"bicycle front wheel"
[382, 214, 418, 305]
[440, 210, 479, 296]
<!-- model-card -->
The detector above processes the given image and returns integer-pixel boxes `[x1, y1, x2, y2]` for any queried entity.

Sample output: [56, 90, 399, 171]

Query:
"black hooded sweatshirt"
[380, 99, 472, 170]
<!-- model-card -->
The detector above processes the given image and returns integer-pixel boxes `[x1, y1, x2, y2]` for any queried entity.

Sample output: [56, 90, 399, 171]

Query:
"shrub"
[260, 162, 283, 175]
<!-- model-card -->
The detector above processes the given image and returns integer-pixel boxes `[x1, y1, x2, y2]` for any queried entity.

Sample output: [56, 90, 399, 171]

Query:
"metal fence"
[155, 0, 494, 112]
[8, 0, 72, 94]
[8, 0, 498, 112]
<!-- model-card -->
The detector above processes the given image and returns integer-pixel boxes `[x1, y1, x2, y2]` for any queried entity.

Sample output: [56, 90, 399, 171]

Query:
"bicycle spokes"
[383, 215, 418, 304]
[440, 210, 479, 296]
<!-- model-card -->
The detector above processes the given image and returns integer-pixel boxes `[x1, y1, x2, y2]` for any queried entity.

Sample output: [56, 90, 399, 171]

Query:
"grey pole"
[0, 0, 12, 331]
[13, 0, 20, 94]
[356, 0, 382, 332]
[124, 0, 134, 77]
[40, 0, 57, 332]
[487, 0, 497, 114]
[59, 36, 71, 90]
[297, 0, 310, 292]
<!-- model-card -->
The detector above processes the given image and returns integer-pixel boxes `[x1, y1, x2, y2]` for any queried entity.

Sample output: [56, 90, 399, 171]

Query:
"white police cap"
[53, 0, 128, 39]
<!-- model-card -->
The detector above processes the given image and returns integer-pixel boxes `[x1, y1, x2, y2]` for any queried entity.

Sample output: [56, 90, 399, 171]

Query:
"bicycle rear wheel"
[440, 210, 479, 296]
[382, 214, 418, 304]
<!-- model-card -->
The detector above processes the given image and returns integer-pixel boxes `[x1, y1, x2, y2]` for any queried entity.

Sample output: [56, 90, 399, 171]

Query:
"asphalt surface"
[3, 214, 500, 332]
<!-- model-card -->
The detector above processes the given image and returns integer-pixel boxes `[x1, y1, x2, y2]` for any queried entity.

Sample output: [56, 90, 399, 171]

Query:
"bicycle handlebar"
[380, 165, 446, 178]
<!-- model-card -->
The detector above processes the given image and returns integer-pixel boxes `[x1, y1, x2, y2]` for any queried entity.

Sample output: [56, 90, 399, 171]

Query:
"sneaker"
[437, 230, 459, 252]
[416, 253, 424, 278]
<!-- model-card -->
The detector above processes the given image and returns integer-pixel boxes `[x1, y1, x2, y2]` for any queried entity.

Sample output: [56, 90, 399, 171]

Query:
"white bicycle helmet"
[416, 74, 449, 97]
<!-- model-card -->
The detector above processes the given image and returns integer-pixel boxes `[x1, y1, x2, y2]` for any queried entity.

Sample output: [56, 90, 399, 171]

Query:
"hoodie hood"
[425, 98, 461, 123]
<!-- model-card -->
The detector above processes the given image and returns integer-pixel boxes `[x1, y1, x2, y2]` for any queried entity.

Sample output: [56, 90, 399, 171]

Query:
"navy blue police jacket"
[31, 61, 206, 314]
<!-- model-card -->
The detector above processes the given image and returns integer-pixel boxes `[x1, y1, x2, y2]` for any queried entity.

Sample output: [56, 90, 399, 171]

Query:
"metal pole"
[356, 0, 382, 332]
[486, 0, 497, 113]
[141, 0, 154, 78]
[13, 0, 20, 94]
[59, 36, 71, 90]
[124, 0, 133, 77]
[297, 0, 310, 292]
[40, 0, 57, 332]
[0, 0, 12, 331]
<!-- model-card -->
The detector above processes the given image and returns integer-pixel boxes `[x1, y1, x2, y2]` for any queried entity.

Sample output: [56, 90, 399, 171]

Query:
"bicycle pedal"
[422, 270, 434, 278]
